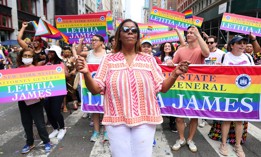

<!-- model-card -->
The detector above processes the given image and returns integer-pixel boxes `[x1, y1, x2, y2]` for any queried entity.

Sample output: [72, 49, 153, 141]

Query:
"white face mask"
[22, 57, 33, 65]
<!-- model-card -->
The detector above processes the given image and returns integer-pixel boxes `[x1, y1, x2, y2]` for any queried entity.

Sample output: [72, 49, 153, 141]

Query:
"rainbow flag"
[81, 64, 261, 121]
[55, 14, 108, 44]
[149, 7, 203, 30]
[0, 64, 67, 104]
[138, 23, 169, 34]
[220, 13, 261, 37]
[142, 30, 184, 45]
[184, 9, 193, 19]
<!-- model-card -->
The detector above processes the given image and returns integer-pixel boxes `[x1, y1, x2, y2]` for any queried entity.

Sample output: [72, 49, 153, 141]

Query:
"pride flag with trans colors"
[81, 64, 261, 121]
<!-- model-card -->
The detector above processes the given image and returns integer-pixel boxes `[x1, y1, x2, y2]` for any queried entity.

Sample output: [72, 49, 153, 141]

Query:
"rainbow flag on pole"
[184, 9, 193, 19]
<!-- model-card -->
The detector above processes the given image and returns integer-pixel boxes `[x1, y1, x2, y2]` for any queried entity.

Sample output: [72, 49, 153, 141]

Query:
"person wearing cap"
[140, 39, 162, 64]
[44, 45, 69, 140]
[218, 35, 254, 157]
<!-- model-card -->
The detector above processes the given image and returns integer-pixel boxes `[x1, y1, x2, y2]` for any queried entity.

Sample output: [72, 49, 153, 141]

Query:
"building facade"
[176, 0, 261, 44]
[0, 0, 55, 42]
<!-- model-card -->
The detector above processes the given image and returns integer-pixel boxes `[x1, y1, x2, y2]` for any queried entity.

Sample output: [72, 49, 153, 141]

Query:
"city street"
[0, 102, 261, 157]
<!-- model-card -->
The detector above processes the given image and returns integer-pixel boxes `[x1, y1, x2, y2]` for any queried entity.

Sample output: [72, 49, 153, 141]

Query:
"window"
[17, 0, 37, 15]
[0, 0, 7, 6]
[0, 14, 12, 28]
[43, 0, 47, 19]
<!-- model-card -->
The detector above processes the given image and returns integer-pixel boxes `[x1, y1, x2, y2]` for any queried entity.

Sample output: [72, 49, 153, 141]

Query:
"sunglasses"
[206, 41, 215, 45]
[121, 26, 138, 34]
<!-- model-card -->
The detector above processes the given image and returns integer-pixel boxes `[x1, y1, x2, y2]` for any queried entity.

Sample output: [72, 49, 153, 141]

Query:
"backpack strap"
[221, 53, 226, 63]
[244, 53, 252, 64]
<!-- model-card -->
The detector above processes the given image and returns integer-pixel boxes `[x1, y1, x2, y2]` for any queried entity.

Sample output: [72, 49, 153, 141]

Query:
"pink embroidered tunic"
[94, 52, 164, 127]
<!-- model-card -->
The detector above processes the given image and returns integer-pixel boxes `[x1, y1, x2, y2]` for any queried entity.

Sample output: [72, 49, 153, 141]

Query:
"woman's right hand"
[22, 22, 28, 28]
[76, 56, 89, 74]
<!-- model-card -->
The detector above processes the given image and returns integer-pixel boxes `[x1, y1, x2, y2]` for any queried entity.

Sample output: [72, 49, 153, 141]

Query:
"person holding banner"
[172, 25, 209, 153]
[218, 35, 255, 157]
[44, 45, 68, 140]
[76, 35, 108, 142]
[17, 48, 51, 154]
[76, 19, 190, 157]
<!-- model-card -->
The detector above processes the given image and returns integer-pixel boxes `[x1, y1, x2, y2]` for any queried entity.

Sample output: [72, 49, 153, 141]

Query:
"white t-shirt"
[222, 52, 255, 65]
[86, 49, 106, 64]
[204, 48, 225, 65]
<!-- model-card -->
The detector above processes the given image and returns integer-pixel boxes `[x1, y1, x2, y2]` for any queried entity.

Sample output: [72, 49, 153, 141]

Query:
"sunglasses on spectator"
[206, 41, 215, 44]
[121, 26, 138, 34]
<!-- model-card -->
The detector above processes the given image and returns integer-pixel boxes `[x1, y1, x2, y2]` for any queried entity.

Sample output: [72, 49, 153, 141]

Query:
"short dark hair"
[208, 35, 218, 43]
[93, 34, 105, 43]
[186, 25, 202, 37]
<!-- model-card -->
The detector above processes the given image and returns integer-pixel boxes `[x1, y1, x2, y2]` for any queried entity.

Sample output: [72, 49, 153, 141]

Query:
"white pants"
[106, 124, 156, 157]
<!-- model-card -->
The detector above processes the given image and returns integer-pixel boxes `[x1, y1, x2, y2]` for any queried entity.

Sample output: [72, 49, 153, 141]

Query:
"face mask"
[22, 57, 33, 65]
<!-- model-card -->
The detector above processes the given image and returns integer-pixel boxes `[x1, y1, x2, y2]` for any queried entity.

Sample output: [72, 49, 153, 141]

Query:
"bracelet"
[251, 39, 257, 42]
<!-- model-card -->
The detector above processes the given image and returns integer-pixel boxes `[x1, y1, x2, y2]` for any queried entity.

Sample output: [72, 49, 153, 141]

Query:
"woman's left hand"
[173, 61, 190, 76]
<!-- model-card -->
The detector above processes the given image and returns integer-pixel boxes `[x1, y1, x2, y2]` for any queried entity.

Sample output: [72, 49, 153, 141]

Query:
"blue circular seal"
[57, 18, 62, 23]
[196, 19, 199, 23]
[235, 74, 251, 89]
[226, 16, 230, 20]
[56, 66, 62, 73]
[100, 16, 105, 21]
[0, 73, 2, 78]
[154, 9, 158, 13]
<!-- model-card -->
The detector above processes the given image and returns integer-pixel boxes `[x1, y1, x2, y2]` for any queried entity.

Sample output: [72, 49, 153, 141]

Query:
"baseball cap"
[229, 35, 247, 45]
[141, 39, 152, 46]
[45, 45, 63, 60]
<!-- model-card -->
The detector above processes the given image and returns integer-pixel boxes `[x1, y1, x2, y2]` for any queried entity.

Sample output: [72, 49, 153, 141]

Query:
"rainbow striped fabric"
[81, 64, 261, 121]
[184, 9, 193, 19]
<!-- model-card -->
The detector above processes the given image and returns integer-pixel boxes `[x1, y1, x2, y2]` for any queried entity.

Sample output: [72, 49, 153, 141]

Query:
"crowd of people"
[0, 18, 261, 157]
